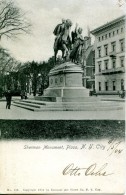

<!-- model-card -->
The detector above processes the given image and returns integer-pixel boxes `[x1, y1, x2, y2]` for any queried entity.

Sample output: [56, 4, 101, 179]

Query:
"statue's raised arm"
[70, 25, 84, 64]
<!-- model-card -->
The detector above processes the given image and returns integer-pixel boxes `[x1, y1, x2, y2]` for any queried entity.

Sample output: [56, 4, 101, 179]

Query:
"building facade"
[91, 15, 125, 94]
[82, 36, 95, 90]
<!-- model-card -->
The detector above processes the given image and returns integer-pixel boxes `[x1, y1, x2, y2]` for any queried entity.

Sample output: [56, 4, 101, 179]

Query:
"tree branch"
[0, 0, 31, 39]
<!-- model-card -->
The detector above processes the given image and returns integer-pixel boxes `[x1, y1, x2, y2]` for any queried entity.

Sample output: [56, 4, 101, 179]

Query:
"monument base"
[37, 62, 89, 102]
[44, 86, 89, 98]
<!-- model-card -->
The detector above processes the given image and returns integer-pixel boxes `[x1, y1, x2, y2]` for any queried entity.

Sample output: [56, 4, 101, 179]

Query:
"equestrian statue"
[53, 19, 72, 63]
[53, 19, 85, 65]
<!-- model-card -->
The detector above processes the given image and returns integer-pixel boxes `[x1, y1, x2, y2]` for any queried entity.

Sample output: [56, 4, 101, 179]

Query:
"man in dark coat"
[53, 19, 66, 49]
[5, 90, 12, 109]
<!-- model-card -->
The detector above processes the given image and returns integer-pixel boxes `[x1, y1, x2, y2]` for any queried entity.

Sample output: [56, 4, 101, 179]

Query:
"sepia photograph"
[0, 0, 125, 194]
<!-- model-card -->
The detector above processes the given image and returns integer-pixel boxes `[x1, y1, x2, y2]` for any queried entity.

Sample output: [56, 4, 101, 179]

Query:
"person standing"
[70, 24, 84, 63]
[20, 90, 24, 99]
[25, 91, 27, 99]
[5, 90, 12, 109]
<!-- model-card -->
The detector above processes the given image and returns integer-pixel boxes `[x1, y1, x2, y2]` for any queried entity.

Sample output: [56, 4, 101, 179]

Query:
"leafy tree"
[0, 47, 17, 72]
[17, 57, 55, 96]
[37, 57, 55, 95]
[0, 47, 21, 94]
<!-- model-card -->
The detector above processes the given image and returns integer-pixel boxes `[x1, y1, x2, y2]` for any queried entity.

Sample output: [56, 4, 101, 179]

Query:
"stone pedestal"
[42, 62, 89, 102]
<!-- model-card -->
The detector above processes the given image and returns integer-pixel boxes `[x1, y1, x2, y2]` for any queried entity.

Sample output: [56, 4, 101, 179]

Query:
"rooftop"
[91, 15, 126, 35]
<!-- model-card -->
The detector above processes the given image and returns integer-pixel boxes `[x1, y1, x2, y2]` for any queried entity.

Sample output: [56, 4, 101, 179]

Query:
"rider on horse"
[53, 19, 66, 49]
[53, 19, 72, 61]
[61, 19, 72, 56]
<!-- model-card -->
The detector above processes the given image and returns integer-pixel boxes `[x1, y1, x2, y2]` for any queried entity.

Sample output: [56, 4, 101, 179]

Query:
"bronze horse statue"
[53, 19, 72, 64]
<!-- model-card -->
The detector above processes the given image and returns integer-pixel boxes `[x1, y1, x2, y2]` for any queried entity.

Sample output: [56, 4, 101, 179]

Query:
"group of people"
[20, 91, 27, 100]
[53, 18, 85, 63]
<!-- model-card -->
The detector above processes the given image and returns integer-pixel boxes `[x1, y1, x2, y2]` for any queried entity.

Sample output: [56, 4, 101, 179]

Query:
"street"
[0, 100, 125, 120]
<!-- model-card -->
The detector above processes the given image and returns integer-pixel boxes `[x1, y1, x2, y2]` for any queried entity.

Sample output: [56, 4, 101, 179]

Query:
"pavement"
[0, 98, 125, 120]
[0, 94, 125, 101]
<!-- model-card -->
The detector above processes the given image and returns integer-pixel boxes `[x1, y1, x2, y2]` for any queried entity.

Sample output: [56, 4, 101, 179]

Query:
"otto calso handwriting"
[62, 163, 114, 177]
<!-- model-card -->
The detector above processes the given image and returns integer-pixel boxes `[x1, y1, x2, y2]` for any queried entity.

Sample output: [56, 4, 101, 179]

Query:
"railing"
[102, 67, 125, 74]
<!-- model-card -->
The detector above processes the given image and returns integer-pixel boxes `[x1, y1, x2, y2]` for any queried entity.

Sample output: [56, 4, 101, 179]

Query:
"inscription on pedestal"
[50, 79, 53, 84]
[60, 77, 63, 83]
[55, 78, 58, 84]
[65, 73, 82, 87]
[45, 62, 89, 98]
[49, 75, 65, 87]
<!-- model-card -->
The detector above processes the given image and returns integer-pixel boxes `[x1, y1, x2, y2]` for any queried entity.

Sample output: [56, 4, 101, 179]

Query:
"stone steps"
[13, 99, 121, 107]
[12, 100, 123, 111]
[20, 99, 120, 106]
[12, 103, 41, 111]
[13, 101, 42, 108]
[35, 96, 100, 102]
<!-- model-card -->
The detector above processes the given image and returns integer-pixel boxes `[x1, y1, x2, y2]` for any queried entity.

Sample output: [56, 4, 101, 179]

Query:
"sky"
[0, 0, 126, 63]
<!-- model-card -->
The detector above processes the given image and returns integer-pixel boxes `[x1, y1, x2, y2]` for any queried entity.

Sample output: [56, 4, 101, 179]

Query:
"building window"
[109, 32, 111, 38]
[105, 34, 107, 39]
[120, 57, 124, 67]
[99, 82, 101, 91]
[121, 79, 124, 90]
[105, 82, 108, 91]
[112, 59, 116, 68]
[121, 27, 123, 33]
[120, 39, 124, 52]
[111, 42, 116, 52]
[102, 36, 104, 40]
[113, 31, 115, 36]
[117, 29, 119, 34]
[98, 61, 101, 72]
[104, 60, 108, 70]
[113, 81, 116, 91]
[98, 37, 100, 42]
[104, 45, 108, 56]
[97, 47, 101, 58]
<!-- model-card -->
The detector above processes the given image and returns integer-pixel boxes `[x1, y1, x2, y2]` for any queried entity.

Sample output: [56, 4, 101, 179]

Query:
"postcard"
[0, 0, 125, 194]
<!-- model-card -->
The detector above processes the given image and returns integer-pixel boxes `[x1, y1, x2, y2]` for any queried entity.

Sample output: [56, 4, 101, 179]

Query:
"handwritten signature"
[63, 163, 113, 176]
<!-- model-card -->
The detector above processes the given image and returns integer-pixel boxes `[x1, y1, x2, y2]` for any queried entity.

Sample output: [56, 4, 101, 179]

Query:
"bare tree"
[0, 0, 31, 39]
[0, 47, 21, 74]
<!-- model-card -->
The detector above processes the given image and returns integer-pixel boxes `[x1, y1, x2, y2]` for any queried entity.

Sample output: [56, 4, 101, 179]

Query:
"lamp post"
[29, 73, 33, 95]
[5, 71, 10, 90]
[37, 73, 42, 95]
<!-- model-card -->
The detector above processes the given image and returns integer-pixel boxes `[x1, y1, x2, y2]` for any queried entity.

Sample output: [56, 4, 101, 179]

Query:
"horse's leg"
[62, 49, 64, 59]
[61, 50, 65, 62]
[54, 50, 58, 65]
